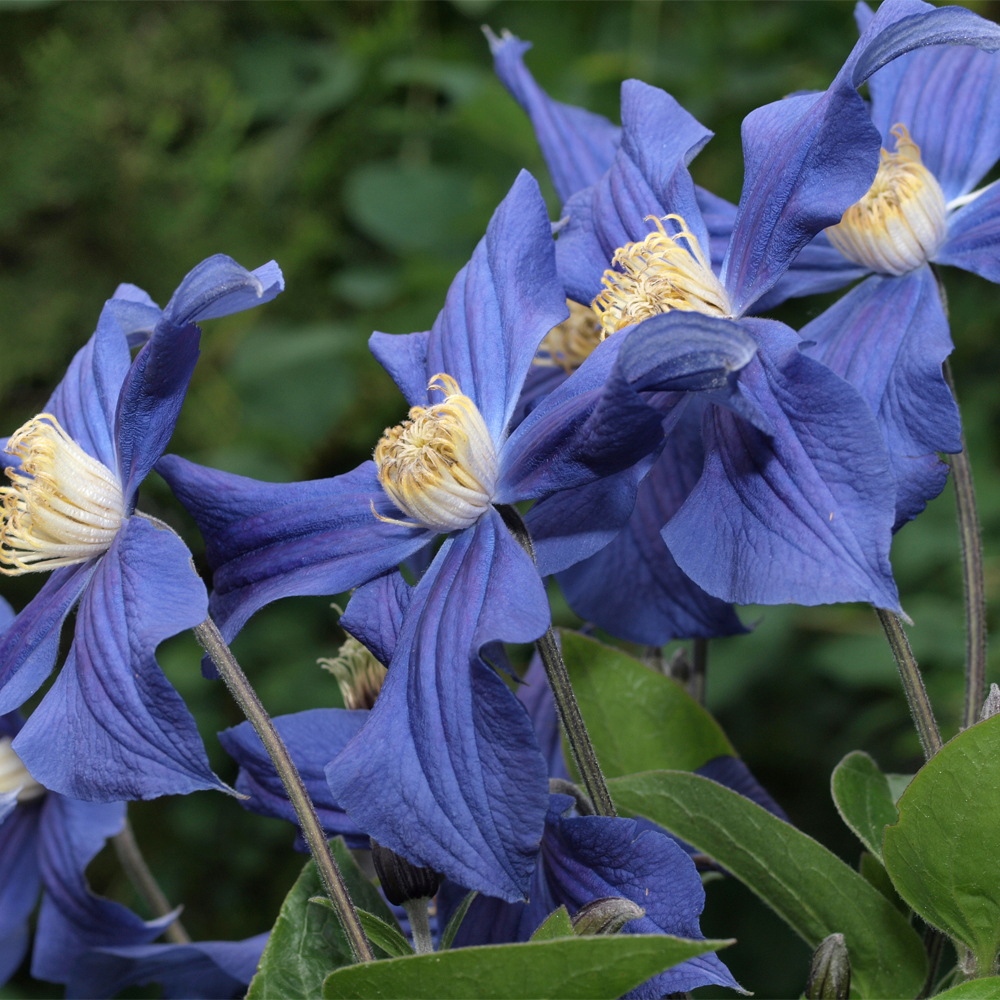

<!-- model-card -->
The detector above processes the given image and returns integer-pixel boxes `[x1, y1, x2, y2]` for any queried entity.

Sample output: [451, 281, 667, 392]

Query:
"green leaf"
[354, 908, 414, 957]
[831, 751, 898, 861]
[530, 906, 573, 941]
[858, 853, 908, 916]
[247, 838, 401, 998]
[883, 714, 1000, 977]
[933, 977, 1000, 999]
[439, 890, 478, 951]
[609, 771, 926, 999]
[559, 630, 734, 778]
[322, 933, 732, 999]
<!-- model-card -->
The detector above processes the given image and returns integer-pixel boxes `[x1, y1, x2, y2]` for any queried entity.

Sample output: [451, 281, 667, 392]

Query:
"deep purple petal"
[664, 320, 900, 610]
[68, 934, 268, 1000]
[368, 330, 431, 409]
[0, 802, 42, 985]
[31, 795, 173, 986]
[696, 185, 737, 272]
[13, 517, 223, 801]
[218, 709, 368, 848]
[801, 268, 959, 529]
[487, 31, 621, 205]
[0, 562, 95, 717]
[697, 756, 789, 823]
[510, 365, 569, 432]
[339, 571, 413, 669]
[156, 456, 432, 643]
[420, 170, 567, 441]
[160, 256, 284, 330]
[517, 652, 570, 783]
[327, 510, 549, 901]
[102, 286, 162, 352]
[555, 80, 713, 305]
[937, 180, 1000, 281]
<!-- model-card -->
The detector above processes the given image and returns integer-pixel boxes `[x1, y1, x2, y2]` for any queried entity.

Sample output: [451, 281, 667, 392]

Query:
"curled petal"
[160, 256, 284, 330]
[339, 571, 414, 668]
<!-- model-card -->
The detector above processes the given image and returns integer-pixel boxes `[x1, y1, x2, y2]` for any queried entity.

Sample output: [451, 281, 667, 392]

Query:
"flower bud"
[571, 896, 645, 936]
[369, 839, 443, 906]
[805, 933, 851, 1000]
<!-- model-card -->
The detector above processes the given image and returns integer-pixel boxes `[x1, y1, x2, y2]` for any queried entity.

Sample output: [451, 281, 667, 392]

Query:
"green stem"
[495, 504, 616, 818]
[402, 899, 434, 955]
[691, 638, 708, 705]
[112, 816, 190, 945]
[194, 616, 374, 963]
[875, 608, 943, 759]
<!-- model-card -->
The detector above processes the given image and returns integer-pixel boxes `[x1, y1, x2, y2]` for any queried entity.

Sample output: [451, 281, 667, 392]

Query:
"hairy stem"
[403, 899, 434, 955]
[495, 504, 616, 817]
[875, 609, 943, 759]
[112, 817, 190, 945]
[194, 616, 374, 963]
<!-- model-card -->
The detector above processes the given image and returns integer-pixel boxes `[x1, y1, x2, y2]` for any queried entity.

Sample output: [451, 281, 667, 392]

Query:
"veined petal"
[0, 562, 95, 717]
[936, 179, 1000, 281]
[219, 710, 368, 848]
[12, 517, 224, 801]
[664, 319, 900, 610]
[160, 256, 284, 330]
[327, 509, 550, 901]
[0, 800, 41, 986]
[32, 795, 174, 986]
[487, 30, 621, 205]
[155, 457, 432, 644]
[339, 571, 414, 669]
[103, 284, 163, 351]
[801, 268, 958, 528]
[368, 330, 431, 410]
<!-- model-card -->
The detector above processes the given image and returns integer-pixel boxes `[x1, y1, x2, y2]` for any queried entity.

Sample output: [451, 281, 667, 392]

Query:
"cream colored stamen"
[0, 735, 45, 802]
[534, 300, 603, 373]
[592, 215, 733, 337]
[826, 124, 947, 276]
[319, 636, 387, 711]
[0, 414, 124, 576]
[374, 374, 497, 532]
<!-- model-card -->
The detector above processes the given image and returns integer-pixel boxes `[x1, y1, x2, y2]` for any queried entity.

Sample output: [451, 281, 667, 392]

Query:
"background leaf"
[609, 771, 926, 999]
[933, 977, 1000, 999]
[883, 714, 1000, 977]
[321, 933, 733, 1000]
[830, 751, 898, 861]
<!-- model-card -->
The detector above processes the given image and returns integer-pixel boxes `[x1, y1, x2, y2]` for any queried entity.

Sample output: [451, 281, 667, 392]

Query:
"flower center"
[826, 124, 947, 276]
[374, 374, 498, 532]
[592, 215, 733, 337]
[534, 300, 603, 373]
[0, 414, 125, 576]
[0, 735, 45, 802]
[319, 636, 387, 711]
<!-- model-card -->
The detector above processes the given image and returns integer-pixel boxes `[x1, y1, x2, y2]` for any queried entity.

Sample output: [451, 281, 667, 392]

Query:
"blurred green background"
[1, 1, 999, 996]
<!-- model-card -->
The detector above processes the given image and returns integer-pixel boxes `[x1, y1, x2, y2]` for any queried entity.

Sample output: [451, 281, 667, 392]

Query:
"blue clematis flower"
[159, 171, 754, 901]
[0, 255, 283, 802]
[512, 0, 1000, 621]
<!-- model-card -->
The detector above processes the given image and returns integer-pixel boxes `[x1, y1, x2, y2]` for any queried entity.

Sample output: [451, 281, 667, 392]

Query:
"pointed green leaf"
[609, 771, 926, 999]
[559, 630, 734, 778]
[530, 906, 573, 941]
[858, 853, 907, 916]
[310, 901, 414, 958]
[321, 933, 733, 999]
[932, 977, 1000, 999]
[883, 714, 1000, 978]
[831, 751, 898, 861]
[439, 890, 478, 951]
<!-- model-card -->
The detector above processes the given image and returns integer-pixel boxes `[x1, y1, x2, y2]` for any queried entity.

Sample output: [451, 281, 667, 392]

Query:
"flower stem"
[402, 899, 434, 955]
[875, 608, 943, 759]
[194, 616, 375, 963]
[495, 504, 616, 818]
[943, 360, 988, 731]
[112, 816, 190, 945]
[691, 638, 708, 705]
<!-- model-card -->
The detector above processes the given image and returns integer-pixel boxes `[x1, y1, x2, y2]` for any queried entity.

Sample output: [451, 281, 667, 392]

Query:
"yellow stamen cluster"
[534, 300, 603, 373]
[319, 636, 388, 711]
[826, 124, 947, 276]
[0, 735, 45, 802]
[0, 415, 124, 576]
[592, 215, 733, 337]
[374, 374, 497, 532]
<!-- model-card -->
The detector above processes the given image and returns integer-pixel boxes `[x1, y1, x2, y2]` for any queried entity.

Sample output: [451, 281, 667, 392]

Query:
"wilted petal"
[327, 510, 549, 901]
[13, 517, 224, 801]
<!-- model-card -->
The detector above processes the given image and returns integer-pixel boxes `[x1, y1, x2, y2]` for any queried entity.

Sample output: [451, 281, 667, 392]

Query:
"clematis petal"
[12, 517, 224, 801]
[801, 268, 959, 529]
[0, 801, 42, 986]
[31, 795, 174, 987]
[160, 256, 284, 329]
[555, 81, 713, 305]
[339, 571, 414, 669]
[0, 562, 96, 717]
[368, 330, 431, 409]
[68, 934, 269, 1000]
[663, 319, 900, 610]
[696, 186, 737, 272]
[487, 30, 621, 205]
[103, 284, 163, 351]
[327, 509, 550, 902]
[936, 180, 1000, 282]
[155, 457, 432, 644]
[697, 756, 789, 822]
[218, 709, 368, 848]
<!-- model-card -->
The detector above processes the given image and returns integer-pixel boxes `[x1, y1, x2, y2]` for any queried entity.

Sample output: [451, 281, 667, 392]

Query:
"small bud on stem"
[806, 933, 851, 1000]
[571, 896, 645, 936]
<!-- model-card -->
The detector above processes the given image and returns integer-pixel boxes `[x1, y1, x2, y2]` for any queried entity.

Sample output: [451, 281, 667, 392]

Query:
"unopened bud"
[369, 839, 443, 906]
[980, 683, 1000, 722]
[806, 933, 851, 1000]
[571, 896, 645, 936]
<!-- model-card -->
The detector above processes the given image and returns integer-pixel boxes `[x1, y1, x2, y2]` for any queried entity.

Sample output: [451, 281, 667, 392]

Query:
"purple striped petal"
[339, 571, 414, 669]
[937, 180, 1000, 282]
